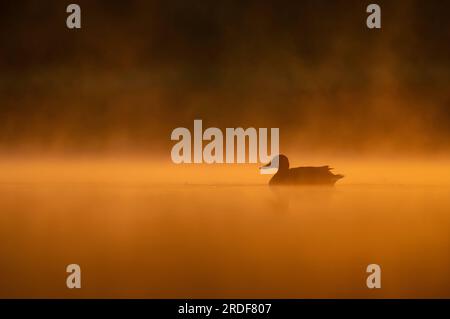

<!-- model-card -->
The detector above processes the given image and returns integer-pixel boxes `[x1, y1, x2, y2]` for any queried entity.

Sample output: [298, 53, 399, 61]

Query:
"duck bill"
[259, 161, 272, 169]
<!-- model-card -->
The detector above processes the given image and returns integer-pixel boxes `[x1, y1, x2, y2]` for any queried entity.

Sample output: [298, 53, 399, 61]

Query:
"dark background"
[0, 0, 449, 156]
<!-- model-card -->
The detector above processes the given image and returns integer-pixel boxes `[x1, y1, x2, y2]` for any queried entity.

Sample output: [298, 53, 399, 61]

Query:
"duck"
[260, 154, 344, 186]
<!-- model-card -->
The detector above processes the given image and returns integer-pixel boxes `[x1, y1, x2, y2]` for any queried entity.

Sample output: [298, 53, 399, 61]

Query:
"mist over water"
[1, 180, 449, 298]
[0, 158, 449, 298]
[0, 0, 449, 298]
[1, 1, 449, 157]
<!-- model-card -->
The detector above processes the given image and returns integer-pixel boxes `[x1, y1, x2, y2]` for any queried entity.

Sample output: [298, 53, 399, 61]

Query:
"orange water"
[0, 160, 449, 298]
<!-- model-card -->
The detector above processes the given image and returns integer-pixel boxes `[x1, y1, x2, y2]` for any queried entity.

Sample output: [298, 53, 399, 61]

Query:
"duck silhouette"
[261, 154, 344, 186]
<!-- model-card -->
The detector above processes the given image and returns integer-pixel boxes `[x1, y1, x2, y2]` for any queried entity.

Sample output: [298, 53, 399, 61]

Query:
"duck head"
[259, 154, 289, 174]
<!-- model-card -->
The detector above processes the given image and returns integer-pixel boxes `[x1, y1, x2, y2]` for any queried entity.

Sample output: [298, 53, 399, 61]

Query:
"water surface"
[1, 182, 449, 298]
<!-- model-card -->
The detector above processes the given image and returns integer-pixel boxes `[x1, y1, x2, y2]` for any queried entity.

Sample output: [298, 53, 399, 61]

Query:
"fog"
[1, 182, 449, 298]
[0, 0, 449, 298]
[1, 0, 449, 157]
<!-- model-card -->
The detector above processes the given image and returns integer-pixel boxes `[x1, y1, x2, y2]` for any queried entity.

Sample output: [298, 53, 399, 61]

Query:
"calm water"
[0, 183, 449, 298]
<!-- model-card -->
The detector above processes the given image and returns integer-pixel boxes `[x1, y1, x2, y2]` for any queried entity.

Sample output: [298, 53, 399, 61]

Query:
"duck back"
[269, 166, 343, 186]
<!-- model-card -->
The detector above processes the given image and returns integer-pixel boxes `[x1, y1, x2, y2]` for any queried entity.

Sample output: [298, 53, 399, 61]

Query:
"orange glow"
[0, 156, 449, 298]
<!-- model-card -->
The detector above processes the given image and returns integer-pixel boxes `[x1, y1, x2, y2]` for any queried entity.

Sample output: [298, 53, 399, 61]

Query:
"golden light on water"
[1, 157, 449, 298]
[1, 0, 449, 300]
